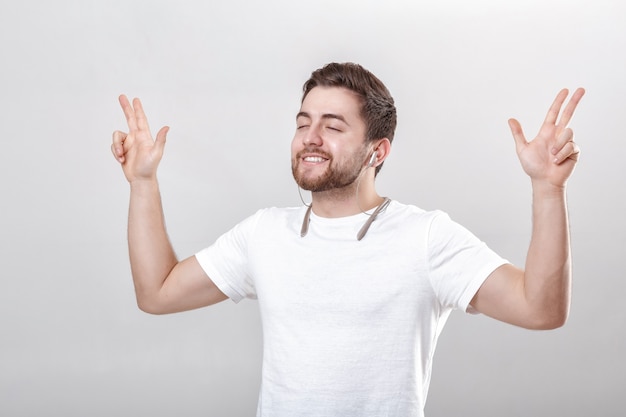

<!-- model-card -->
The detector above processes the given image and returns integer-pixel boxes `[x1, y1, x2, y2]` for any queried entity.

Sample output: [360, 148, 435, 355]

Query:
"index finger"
[119, 94, 138, 132]
[557, 87, 585, 128]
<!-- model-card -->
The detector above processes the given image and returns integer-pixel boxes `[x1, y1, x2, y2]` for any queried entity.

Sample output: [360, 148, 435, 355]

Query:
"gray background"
[1, 0, 624, 416]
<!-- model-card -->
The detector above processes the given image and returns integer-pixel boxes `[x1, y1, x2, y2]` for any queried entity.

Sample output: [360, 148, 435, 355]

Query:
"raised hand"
[508, 88, 585, 189]
[111, 95, 169, 183]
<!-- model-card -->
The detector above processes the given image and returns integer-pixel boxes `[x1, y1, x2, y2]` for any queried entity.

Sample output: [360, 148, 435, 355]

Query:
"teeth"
[304, 156, 326, 163]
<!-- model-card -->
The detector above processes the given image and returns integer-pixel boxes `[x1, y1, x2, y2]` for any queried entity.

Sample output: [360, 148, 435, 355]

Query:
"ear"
[370, 138, 391, 168]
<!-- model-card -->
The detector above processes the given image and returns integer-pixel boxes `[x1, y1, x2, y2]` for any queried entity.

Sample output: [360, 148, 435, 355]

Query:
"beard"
[291, 147, 369, 192]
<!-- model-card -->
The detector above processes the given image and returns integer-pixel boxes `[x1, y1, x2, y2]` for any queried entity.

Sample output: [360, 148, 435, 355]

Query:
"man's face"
[291, 86, 369, 192]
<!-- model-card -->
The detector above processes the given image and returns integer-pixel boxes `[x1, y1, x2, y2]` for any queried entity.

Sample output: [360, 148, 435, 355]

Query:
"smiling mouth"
[303, 156, 328, 163]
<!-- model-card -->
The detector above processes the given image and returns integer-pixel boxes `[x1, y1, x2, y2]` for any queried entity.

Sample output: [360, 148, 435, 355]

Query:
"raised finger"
[132, 98, 151, 132]
[543, 88, 569, 126]
[119, 95, 138, 132]
[557, 87, 585, 128]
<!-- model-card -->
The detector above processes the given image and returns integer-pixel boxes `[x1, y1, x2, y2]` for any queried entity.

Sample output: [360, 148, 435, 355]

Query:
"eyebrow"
[296, 111, 349, 125]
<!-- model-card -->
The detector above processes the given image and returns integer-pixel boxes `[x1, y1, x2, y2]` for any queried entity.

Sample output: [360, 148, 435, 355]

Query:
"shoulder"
[237, 206, 307, 237]
[236, 206, 303, 223]
[385, 200, 448, 227]
[384, 201, 474, 247]
[252, 206, 305, 224]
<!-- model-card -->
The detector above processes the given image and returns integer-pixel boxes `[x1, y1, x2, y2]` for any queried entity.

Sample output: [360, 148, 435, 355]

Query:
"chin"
[293, 168, 328, 192]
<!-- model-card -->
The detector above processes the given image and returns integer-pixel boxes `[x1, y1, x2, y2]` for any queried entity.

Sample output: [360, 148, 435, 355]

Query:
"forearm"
[127, 179, 178, 309]
[523, 181, 572, 327]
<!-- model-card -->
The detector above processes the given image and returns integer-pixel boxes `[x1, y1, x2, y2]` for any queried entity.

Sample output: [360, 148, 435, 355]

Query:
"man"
[111, 62, 584, 416]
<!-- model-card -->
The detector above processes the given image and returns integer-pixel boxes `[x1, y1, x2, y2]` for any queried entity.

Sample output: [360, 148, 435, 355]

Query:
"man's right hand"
[111, 95, 169, 183]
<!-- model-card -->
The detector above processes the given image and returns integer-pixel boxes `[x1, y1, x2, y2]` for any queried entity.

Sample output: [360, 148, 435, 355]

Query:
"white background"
[1, 0, 624, 415]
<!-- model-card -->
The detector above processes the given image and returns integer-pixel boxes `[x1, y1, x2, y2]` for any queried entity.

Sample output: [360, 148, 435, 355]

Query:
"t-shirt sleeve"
[426, 211, 508, 312]
[194, 212, 260, 303]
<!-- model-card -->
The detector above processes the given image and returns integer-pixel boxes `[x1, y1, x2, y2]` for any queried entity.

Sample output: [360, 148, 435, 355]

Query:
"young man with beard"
[111, 62, 584, 417]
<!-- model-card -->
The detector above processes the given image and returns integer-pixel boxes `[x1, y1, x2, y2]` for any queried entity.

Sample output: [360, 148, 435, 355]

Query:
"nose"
[302, 124, 323, 147]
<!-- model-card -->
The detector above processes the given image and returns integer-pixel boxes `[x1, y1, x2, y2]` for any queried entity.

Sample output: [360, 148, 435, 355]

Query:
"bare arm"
[112, 95, 227, 314]
[470, 88, 585, 330]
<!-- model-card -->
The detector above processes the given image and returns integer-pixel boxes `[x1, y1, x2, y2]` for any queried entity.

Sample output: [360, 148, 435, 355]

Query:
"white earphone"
[367, 150, 378, 168]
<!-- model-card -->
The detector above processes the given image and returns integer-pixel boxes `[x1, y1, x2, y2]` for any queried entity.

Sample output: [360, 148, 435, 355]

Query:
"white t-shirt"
[195, 200, 507, 417]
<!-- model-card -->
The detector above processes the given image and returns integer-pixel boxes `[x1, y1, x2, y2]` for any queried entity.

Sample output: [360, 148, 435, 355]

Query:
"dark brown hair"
[302, 62, 397, 175]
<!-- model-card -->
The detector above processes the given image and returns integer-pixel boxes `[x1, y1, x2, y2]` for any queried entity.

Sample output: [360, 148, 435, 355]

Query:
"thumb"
[508, 118, 527, 151]
[154, 126, 169, 153]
